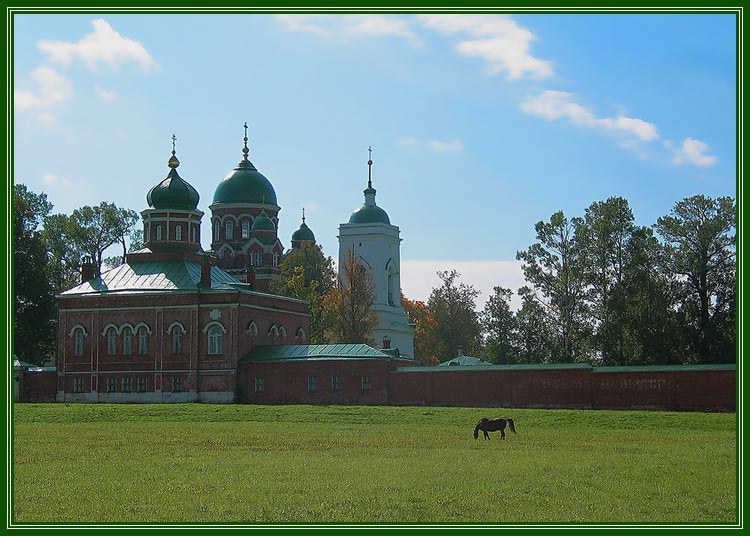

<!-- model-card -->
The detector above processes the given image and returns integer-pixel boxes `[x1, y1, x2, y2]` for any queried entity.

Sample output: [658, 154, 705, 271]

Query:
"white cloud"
[398, 137, 464, 152]
[401, 260, 527, 311]
[418, 14, 553, 80]
[42, 172, 72, 186]
[430, 139, 464, 152]
[521, 90, 660, 144]
[666, 138, 718, 167]
[275, 15, 423, 47]
[36, 113, 57, 123]
[37, 18, 159, 73]
[14, 66, 73, 111]
[95, 84, 118, 101]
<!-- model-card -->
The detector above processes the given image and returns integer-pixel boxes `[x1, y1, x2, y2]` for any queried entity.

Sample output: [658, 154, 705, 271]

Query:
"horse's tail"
[507, 418, 516, 434]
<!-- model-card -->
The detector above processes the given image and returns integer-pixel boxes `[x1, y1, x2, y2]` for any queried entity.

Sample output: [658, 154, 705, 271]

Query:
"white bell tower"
[338, 148, 415, 358]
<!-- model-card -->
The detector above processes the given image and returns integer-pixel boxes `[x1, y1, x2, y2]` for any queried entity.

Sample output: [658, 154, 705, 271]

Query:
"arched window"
[386, 260, 398, 306]
[251, 252, 262, 266]
[247, 321, 259, 337]
[208, 326, 223, 355]
[107, 328, 117, 356]
[175, 225, 182, 241]
[122, 327, 133, 355]
[242, 221, 250, 239]
[172, 329, 183, 355]
[156, 225, 163, 241]
[192, 226, 197, 243]
[226, 220, 234, 240]
[73, 327, 85, 357]
[138, 327, 149, 355]
[273, 253, 279, 268]
[279, 326, 287, 339]
[296, 327, 307, 343]
[214, 220, 220, 241]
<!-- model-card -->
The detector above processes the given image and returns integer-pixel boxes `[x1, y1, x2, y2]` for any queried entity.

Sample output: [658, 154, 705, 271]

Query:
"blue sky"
[13, 13, 737, 307]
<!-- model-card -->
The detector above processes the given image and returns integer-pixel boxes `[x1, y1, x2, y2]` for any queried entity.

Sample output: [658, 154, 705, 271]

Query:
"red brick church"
[55, 131, 414, 403]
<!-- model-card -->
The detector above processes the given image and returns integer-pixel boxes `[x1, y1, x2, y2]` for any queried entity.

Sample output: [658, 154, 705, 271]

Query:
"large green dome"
[349, 204, 390, 224]
[147, 166, 200, 211]
[213, 159, 277, 205]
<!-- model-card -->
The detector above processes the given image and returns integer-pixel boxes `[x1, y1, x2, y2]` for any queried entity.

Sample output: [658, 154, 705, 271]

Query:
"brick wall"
[21, 371, 57, 402]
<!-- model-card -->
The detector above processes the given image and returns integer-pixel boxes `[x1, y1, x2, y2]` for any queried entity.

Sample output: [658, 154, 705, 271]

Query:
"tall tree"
[68, 202, 139, 276]
[516, 211, 591, 362]
[481, 286, 518, 364]
[42, 213, 82, 292]
[401, 291, 439, 365]
[13, 185, 56, 364]
[323, 248, 378, 345]
[270, 242, 336, 344]
[654, 195, 736, 363]
[513, 286, 556, 363]
[577, 197, 635, 365]
[616, 227, 682, 365]
[427, 270, 482, 361]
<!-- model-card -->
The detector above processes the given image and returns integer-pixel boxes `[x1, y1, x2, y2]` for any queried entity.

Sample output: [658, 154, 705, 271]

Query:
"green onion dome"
[147, 154, 200, 210]
[292, 221, 315, 242]
[213, 160, 277, 205]
[349, 203, 391, 224]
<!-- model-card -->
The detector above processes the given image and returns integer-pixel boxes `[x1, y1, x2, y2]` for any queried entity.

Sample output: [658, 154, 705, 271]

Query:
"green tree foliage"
[513, 286, 556, 363]
[42, 213, 82, 292]
[13, 185, 56, 364]
[401, 291, 439, 365]
[269, 242, 336, 344]
[427, 270, 482, 361]
[481, 286, 518, 364]
[654, 195, 736, 363]
[576, 197, 635, 365]
[516, 211, 591, 362]
[68, 202, 139, 276]
[323, 248, 377, 345]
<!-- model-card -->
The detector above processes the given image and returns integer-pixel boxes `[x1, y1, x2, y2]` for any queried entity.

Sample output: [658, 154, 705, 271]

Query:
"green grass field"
[12, 404, 737, 525]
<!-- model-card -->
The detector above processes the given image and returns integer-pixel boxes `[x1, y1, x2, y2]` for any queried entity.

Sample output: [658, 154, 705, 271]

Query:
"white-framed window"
[251, 252, 262, 266]
[331, 375, 341, 392]
[122, 376, 132, 393]
[146, 224, 151, 242]
[107, 376, 117, 393]
[272, 253, 279, 268]
[226, 220, 234, 240]
[247, 321, 259, 337]
[172, 376, 182, 393]
[172, 329, 183, 354]
[107, 328, 117, 356]
[175, 225, 182, 241]
[156, 225, 163, 241]
[307, 375, 317, 393]
[255, 377, 265, 393]
[73, 377, 84, 393]
[279, 326, 287, 339]
[214, 220, 220, 241]
[137, 377, 148, 392]
[242, 221, 250, 239]
[208, 326, 223, 355]
[362, 375, 372, 391]
[73, 328, 85, 357]
[192, 226, 197, 243]
[138, 327, 149, 355]
[122, 327, 133, 356]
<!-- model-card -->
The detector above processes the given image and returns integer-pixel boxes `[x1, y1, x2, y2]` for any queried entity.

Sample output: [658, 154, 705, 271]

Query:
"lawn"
[12, 404, 737, 525]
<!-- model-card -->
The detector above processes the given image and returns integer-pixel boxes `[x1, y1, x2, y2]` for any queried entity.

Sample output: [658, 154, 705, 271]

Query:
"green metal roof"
[394, 363, 593, 373]
[60, 259, 240, 295]
[240, 344, 390, 363]
[213, 159, 277, 205]
[592, 364, 736, 373]
[291, 221, 315, 242]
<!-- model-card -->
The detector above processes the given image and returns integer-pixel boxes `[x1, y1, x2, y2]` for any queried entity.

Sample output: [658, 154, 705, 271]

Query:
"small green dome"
[213, 160, 277, 205]
[292, 221, 315, 242]
[251, 210, 276, 232]
[349, 204, 390, 224]
[147, 168, 200, 210]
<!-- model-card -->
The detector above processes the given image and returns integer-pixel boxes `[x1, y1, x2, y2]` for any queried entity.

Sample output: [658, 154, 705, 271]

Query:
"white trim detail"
[68, 324, 88, 337]
[202, 320, 227, 334]
[166, 321, 186, 334]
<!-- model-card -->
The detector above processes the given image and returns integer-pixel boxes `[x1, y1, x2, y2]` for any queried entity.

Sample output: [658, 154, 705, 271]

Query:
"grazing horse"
[474, 417, 517, 440]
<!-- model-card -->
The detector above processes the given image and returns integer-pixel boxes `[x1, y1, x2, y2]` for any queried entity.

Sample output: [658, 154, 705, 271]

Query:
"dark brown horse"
[474, 417, 517, 440]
